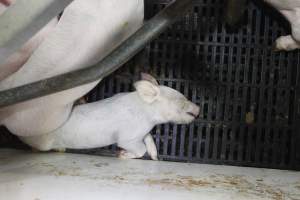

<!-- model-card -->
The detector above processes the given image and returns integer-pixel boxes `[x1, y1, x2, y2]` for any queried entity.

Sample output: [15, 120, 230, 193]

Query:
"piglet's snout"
[187, 101, 200, 118]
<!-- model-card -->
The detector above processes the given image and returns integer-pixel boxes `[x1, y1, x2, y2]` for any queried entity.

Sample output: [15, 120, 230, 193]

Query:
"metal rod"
[0, 0, 74, 65]
[0, 0, 193, 108]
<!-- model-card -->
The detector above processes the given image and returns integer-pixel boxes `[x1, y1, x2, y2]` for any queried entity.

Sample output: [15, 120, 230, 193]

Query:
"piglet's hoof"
[272, 43, 281, 52]
[53, 148, 66, 153]
[118, 150, 137, 159]
[150, 154, 158, 161]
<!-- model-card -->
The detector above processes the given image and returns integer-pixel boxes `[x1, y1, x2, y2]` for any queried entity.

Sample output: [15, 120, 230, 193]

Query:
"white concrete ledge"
[0, 149, 299, 200]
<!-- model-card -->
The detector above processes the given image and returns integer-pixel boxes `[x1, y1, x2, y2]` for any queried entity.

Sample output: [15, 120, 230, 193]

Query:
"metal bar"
[0, 0, 193, 108]
[0, 0, 74, 65]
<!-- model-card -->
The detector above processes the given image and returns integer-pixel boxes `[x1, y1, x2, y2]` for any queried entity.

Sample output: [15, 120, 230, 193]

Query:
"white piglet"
[20, 73, 200, 160]
[265, 0, 300, 51]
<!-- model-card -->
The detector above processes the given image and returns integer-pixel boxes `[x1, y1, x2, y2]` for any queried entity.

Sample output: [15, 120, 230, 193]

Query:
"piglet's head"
[134, 73, 200, 124]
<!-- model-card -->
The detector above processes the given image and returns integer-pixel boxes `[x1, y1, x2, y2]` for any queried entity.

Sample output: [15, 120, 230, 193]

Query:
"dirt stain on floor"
[94, 163, 109, 168]
[143, 175, 290, 200]
[33, 161, 298, 200]
[145, 177, 211, 189]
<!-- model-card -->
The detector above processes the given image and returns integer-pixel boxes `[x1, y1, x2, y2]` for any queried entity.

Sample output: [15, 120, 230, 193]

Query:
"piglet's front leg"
[144, 134, 158, 161]
[117, 134, 158, 161]
[118, 140, 147, 160]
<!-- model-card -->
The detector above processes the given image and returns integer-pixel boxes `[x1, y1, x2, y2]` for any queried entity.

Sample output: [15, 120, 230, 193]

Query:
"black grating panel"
[84, 0, 300, 170]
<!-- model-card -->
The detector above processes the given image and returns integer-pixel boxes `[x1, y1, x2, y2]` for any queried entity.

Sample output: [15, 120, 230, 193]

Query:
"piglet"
[20, 73, 200, 160]
[265, 0, 300, 51]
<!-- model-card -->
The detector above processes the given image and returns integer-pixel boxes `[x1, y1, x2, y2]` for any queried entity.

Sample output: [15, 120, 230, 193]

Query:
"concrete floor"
[0, 149, 299, 200]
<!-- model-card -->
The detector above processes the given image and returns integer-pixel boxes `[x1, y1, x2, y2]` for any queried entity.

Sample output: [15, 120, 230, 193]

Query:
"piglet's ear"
[141, 73, 159, 86]
[134, 80, 160, 103]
